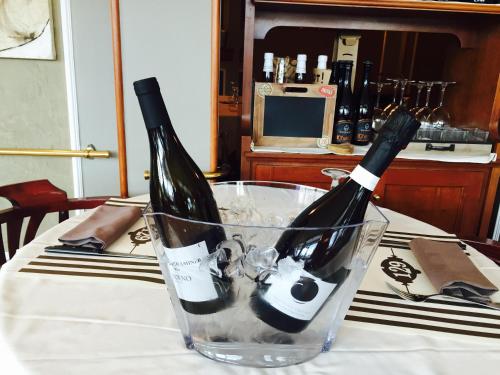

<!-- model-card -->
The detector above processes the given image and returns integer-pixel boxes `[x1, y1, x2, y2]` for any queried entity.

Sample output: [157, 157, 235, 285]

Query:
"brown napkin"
[410, 237, 498, 303]
[58, 205, 142, 250]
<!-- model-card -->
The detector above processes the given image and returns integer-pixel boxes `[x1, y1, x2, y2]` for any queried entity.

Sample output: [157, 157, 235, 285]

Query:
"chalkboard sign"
[253, 83, 336, 148]
[263, 97, 325, 138]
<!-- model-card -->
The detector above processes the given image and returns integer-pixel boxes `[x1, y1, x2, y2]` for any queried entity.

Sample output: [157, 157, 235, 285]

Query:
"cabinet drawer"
[253, 163, 350, 190]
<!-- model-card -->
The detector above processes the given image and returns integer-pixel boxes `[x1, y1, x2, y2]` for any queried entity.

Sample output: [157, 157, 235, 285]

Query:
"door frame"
[109, 0, 221, 197]
[60, 0, 84, 198]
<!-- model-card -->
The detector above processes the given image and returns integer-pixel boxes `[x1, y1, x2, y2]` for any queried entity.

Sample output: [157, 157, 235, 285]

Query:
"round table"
[0, 196, 499, 374]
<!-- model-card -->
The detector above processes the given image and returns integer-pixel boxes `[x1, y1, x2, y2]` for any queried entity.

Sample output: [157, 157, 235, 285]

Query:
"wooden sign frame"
[252, 83, 336, 148]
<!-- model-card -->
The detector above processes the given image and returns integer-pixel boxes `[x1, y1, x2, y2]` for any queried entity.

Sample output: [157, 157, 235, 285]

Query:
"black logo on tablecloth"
[128, 226, 151, 247]
[381, 251, 420, 287]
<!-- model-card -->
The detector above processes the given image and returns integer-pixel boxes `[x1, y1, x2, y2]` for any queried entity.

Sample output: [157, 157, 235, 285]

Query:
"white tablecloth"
[1, 197, 499, 374]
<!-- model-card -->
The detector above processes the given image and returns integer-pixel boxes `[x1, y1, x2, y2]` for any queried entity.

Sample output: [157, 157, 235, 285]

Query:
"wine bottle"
[251, 108, 420, 333]
[276, 57, 286, 84]
[295, 54, 307, 83]
[317, 55, 328, 70]
[314, 55, 328, 84]
[134, 77, 233, 315]
[352, 61, 374, 146]
[333, 61, 344, 110]
[328, 61, 339, 85]
[332, 60, 354, 144]
[263, 52, 274, 83]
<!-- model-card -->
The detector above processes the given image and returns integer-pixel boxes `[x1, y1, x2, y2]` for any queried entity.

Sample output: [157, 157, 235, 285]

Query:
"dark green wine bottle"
[352, 61, 374, 146]
[332, 61, 354, 144]
[134, 77, 233, 315]
[251, 108, 420, 333]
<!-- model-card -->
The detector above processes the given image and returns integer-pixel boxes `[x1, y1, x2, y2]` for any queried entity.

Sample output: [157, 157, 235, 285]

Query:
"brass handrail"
[0, 145, 110, 159]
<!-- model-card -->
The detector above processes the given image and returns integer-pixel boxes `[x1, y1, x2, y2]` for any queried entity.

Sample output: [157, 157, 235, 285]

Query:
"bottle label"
[334, 120, 353, 143]
[162, 241, 218, 302]
[263, 269, 337, 321]
[350, 165, 379, 191]
[354, 119, 372, 143]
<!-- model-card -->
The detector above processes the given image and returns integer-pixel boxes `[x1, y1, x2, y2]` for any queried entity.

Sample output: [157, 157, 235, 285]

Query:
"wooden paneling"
[244, 149, 493, 239]
[254, 0, 500, 14]
[253, 163, 341, 189]
[372, 168, 488, 239]
[480, 163, 500, 238]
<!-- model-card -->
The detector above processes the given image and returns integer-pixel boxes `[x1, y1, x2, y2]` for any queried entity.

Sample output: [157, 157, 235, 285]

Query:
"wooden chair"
[0, 180, 109, 266]
[463, 239, 500, 266]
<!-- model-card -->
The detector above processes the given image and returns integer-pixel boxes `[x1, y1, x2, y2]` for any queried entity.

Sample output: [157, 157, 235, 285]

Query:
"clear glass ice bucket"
[144, 181, 388, 367]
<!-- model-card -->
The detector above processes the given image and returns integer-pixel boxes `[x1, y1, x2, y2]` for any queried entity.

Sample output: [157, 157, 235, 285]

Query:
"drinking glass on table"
[321, 168, 350, 189]
[428, 81, 456, 128]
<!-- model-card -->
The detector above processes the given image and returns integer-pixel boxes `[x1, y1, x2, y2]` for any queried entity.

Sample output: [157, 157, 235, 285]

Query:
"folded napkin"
[410, 238, 498, 303]
[58, 205, 142, 250]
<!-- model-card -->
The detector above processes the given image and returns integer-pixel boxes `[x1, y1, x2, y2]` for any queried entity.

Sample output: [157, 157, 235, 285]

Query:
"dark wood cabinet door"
[375, 168, 489, 239]
[252, 162, 356, 191]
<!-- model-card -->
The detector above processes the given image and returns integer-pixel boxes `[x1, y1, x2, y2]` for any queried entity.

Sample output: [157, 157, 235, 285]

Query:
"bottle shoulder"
[290, 180, 370, 228]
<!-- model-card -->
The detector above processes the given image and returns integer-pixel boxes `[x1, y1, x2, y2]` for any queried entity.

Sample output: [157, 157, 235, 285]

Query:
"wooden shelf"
[254, 0, 500, 15]
[239, 0, 500, 239]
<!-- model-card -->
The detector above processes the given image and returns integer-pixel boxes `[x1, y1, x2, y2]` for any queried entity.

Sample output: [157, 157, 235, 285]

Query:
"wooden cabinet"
[238, 1, 500, 240]
[374, 168, 489, 239]
[243, 138, 493, 239]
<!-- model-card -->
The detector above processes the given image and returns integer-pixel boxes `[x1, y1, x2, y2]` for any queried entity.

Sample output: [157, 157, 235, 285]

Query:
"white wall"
[0, 0, 73, 232]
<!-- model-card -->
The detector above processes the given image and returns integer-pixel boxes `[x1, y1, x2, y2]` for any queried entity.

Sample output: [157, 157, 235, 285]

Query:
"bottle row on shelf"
[261, 52, 375, 146]
[260, 52, 490, 146]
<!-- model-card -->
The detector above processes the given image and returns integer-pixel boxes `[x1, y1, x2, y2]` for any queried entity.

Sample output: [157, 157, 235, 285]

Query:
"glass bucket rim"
[143, 180, 389, 231]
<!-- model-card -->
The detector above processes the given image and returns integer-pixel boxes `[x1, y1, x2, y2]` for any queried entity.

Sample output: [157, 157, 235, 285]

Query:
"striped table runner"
[15, 198, 500, 342]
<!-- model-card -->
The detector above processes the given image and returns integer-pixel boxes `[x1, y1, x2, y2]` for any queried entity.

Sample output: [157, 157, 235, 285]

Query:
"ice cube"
[276, 256, 304, 282]
[224, 256, 245, 279]
[243, 246, 279, 280]
[199, 247, 228, 278]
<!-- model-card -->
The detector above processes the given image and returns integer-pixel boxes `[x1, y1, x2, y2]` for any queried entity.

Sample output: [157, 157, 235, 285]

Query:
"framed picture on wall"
[0, 0, 56, 60]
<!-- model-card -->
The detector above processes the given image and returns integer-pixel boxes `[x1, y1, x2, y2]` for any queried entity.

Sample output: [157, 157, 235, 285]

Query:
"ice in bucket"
[144, 181, 388, 367]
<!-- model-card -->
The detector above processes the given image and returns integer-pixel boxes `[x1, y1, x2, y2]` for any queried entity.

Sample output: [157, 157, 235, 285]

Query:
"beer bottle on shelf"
[263, 52, 274, 83]
[329, 60, 339, 86]
[352, 61, 374, 146]
[295, 54, 307, 83]
[332, 60, 354, 144]
[314, 55, 328, 83]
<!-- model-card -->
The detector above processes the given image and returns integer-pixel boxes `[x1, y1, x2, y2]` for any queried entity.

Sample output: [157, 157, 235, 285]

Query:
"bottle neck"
[362, 65, 371, 88]
[351, 110, 420, 189]
[343, 67, 352, 88]
[331, 62, 338, 84]
[137, 91, 175, 133]
[147, 117, 182, 155]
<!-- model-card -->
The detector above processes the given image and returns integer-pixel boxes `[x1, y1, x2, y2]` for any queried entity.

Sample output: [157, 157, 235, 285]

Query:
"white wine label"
[350, 165, 379, 191]
[263, 270, 337, 321]
[163, 241, 218, 302]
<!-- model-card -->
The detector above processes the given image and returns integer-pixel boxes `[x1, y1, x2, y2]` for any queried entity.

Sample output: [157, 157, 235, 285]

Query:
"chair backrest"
[0, 180, 109, 266]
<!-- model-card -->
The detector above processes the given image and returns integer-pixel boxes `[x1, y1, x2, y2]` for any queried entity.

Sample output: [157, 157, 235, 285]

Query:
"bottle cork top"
[317, 55, 328, 69]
